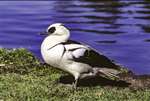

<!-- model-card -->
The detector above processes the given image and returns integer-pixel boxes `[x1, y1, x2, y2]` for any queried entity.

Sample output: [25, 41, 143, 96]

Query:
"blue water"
[0, 0, 150, 74]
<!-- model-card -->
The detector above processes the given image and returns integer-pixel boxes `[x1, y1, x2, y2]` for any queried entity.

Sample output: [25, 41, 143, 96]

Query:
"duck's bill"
[39, 31, 48, 35]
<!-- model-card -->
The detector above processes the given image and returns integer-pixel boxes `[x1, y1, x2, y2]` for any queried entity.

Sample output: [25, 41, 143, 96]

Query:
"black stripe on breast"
[47, 43, 60, 50]
[61, 45, 67, 59]
[47, 43, 67, 59]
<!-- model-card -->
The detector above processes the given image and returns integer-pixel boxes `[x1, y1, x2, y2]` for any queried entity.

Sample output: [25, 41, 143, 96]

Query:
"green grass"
[0, 48, 150, 101]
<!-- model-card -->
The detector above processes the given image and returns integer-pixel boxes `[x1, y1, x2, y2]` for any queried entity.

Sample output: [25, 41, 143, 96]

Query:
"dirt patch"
[119, 72, 150, 90]
[59, 72, 150, 90]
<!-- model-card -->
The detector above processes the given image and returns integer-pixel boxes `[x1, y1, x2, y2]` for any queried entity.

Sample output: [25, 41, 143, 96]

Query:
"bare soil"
[59, 71, 150, 90]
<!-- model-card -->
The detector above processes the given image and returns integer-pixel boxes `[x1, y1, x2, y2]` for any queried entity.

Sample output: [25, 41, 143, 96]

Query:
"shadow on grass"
[59, 75, 130, 87]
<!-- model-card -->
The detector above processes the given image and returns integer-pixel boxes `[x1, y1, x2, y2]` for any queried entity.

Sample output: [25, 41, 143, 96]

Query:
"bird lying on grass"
[41, 23, 124, 89]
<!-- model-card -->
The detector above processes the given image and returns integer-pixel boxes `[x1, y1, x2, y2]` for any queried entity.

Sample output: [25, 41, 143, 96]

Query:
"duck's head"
[41, 23, 70, 37]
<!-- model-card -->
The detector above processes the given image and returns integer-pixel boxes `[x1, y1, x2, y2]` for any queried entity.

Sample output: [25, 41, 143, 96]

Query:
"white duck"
[41, 23, 122, 88]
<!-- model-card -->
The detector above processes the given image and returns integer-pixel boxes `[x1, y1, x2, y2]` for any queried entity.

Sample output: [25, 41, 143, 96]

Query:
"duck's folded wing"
[62, 40, 120, 70]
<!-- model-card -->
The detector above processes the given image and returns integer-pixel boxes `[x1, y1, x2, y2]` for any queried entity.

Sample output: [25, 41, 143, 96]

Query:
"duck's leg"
[72, 75, 79, 89]
[72, 78, 78, 89]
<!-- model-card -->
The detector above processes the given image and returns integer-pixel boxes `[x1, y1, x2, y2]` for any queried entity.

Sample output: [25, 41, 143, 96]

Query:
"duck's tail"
[93, 67, 120, 80]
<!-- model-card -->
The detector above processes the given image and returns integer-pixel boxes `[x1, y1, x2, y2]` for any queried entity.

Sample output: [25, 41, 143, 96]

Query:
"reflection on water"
[0, 0, 150, 74]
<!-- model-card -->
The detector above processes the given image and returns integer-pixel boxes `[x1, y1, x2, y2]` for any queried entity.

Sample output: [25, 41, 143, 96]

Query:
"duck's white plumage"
[41, 23, 121, 88]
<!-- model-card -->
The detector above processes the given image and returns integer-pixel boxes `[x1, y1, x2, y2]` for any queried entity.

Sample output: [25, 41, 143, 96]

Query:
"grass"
[0, 48, 150, 101]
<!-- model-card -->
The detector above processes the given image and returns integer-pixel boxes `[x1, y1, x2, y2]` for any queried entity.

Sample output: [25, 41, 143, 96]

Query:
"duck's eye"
[48, 27, 56, 33]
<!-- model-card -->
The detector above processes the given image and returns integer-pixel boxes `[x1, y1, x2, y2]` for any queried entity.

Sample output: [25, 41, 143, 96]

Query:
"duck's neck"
[42, 34, 70, 50]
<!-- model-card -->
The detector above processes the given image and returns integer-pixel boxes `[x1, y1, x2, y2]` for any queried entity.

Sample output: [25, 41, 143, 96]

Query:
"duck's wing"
[62, 40, 120, 70]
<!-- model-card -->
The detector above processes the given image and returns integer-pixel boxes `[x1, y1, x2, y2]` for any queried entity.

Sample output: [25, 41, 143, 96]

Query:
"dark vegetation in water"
[0, 48, 150, 100]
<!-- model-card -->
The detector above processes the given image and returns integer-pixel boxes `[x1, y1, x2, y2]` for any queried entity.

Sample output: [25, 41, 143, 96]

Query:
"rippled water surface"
[0, 0, 150, 74]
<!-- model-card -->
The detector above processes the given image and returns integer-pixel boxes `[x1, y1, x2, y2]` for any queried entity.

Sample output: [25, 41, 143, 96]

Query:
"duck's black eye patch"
[48, 27, 56, 33]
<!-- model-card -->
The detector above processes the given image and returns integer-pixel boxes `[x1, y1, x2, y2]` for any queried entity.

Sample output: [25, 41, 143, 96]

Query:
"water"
[0, 0, 150, 74]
